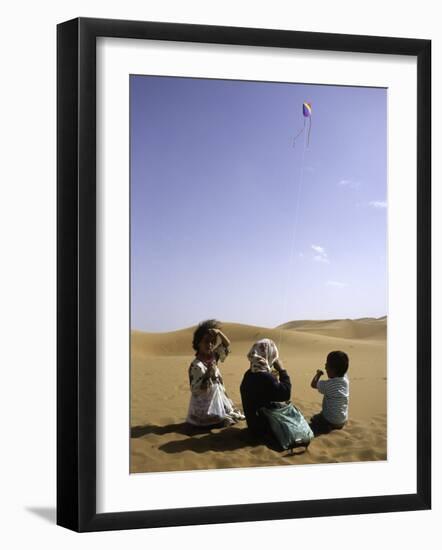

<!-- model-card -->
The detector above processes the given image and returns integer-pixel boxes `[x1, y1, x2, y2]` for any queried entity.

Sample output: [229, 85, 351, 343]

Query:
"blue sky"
[130, 75, 387, 332]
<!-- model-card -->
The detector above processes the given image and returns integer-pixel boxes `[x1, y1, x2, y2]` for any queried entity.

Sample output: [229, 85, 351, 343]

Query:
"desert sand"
[131, 318, 387, 473]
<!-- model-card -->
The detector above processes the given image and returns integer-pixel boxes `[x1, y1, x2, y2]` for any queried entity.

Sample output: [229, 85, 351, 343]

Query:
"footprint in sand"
[355, 449, 379, 461]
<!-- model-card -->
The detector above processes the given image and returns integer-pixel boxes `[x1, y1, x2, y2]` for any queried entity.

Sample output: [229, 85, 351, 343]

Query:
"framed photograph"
[57, 17, 431, 532]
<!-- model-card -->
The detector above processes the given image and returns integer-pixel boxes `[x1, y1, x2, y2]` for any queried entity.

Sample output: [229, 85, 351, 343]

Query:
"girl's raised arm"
[211, 328, 230, 348]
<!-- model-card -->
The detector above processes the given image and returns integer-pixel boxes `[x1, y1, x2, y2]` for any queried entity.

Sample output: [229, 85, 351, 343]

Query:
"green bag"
[259, 402, 314, 451]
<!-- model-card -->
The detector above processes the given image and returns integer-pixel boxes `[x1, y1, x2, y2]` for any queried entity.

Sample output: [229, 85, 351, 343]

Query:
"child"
[240, 339, 291, 438]
[186, 319, 245, 427]
[310, 350, 349, 435]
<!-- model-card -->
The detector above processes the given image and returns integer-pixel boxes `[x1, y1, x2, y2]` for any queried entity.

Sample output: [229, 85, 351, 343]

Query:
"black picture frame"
[57, 17, 431, 532]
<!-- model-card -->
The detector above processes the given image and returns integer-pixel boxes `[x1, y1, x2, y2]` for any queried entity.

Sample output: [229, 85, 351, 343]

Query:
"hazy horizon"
[131, 315, 387, 334]
[131, 75, 387, 332]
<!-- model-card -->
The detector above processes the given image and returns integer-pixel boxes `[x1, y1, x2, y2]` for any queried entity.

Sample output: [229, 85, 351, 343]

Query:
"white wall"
[0, 0, 439, 548]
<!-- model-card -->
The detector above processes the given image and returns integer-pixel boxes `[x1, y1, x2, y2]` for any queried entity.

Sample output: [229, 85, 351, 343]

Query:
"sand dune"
[277, 316, 387, 341]
[131, 318, 387, 474]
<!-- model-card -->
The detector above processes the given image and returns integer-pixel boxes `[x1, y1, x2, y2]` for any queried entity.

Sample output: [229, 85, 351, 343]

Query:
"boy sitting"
[310, 351, 349, 435]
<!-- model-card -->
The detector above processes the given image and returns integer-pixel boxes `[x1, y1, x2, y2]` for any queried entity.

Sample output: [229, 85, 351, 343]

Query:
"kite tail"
[307, 117, 312, 148]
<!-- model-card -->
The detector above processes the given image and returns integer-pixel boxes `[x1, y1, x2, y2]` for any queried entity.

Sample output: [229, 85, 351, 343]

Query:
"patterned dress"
[186, 344, 244, 426]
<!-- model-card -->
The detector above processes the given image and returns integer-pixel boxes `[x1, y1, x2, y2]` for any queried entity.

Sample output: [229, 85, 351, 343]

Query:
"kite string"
[292, 118, 306, 148]
[277, 128, 308, 350]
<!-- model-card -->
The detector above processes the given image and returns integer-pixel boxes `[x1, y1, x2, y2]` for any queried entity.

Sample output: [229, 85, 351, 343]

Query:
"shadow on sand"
[131, 422, 262, 453]
[157, 426, 260, 454]
[131, 422, 223, 438]
[131, 422, 309, 455]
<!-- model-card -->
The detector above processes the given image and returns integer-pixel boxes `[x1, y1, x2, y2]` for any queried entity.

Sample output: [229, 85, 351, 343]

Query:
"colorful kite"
[293, 102, 312, 148]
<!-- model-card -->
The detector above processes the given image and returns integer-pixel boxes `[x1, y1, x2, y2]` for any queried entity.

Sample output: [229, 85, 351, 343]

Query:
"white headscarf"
[247, 339, 279, 373]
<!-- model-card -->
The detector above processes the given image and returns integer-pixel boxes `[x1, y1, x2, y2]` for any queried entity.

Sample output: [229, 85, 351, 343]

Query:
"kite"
[293, 102, 312, 148]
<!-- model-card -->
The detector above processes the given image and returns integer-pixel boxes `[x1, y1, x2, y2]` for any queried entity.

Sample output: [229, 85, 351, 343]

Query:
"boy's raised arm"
[311, 369, 324, 389]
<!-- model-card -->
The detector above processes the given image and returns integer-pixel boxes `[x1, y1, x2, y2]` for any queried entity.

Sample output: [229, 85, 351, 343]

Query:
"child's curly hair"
[192, 319, 220, 352]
